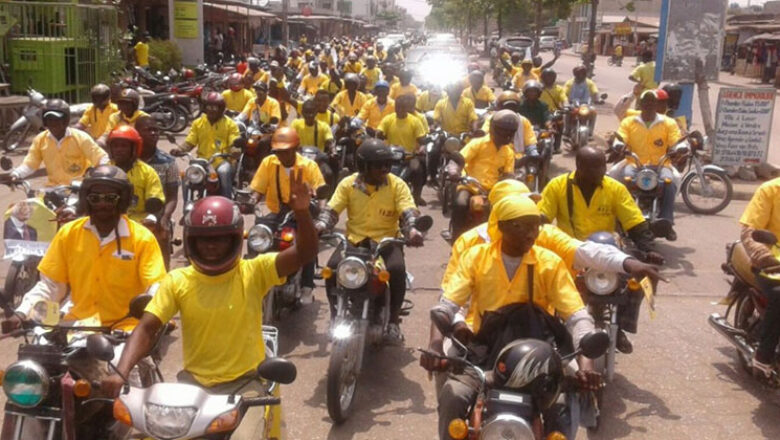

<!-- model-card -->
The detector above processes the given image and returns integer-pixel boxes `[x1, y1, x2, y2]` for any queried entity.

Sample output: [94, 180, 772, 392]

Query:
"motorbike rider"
[102, 187, 318, 439]
[422, 195, 600, 440]
[243, 56, 267, 83]
[447, 110, 517, 240]
[0, 99, 109, 186]
[136, 116, 179, 270]
[75, 83, 119, 139]
[612, 90, 682, 240]
[462, 70, 495, 109]
[482, 91, 538, 159]
[498, 51, 524, 80]
[315, 139, 425, 342]
[99, 88, 149, 146]
[344, 52, 363, 74]
[332, 73, 368, 118]
[239, 81, 282, 126]
[223, 72, 255, 114]
[360, 55, 382, 91]
[540, 69, 568, 112]
[512, 59, 540, 90]
[389, 68, 419, 100]
[564, 65, 600, 106]
[250, 127, 327, 304]
[629, 51, 658, 94]
[172, 91, 240, 199]
[357, 80, 395, 132]
[517, 80, 551, 129]
[433, 81, 479, 136]
[377, 94, 428, 205]
[299, 61, 329, 96]
[286, 49, 303, 71]
[291, 99, 334, 155]
[531, 53, 560, 78]
[417, 84, 442, 113]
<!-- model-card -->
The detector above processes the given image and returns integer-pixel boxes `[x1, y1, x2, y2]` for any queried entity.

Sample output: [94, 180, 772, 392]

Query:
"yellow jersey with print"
[104, 110, 149, 137]
[38, 216, 165, 330]
[286, 58, 303, 70]
[416, 90, 441, 113]
[630, 62, 658, 92]
[462, 86, 496, 104]
[134, 41, 149, 67]
[433, 96, 478, 135]
[222, 89, 255, 113]
[290, 118, 333, 151]
[741, 177, 780, 237]
[540, 85, 568, 111]
[241, 97, 282, 124]
[361, 67, 382, 91]
[184, 115, 240, 167]
[146, 254, 284, 386]
[125, 159, 165, 223]
[389, 83, 419, 100]
[23, 128, 108, 186]
[539, 172, 646, 240]
[317, 109, 340, 127]
[377, 113, 426, 152]
[79, 103, 119, 139]
[344, 61, 364, 74]
[443, 242, 584, 333]
[301, 73, 329, 95]
[616, 114, 682, 166]
[460, 135, 515, 190]
[250, 153, 325, 214]
[512, 71, 540, 89]
[328, 172, 417, 244]
[332, 90, 368, 118]
[358, 98, 395, 129]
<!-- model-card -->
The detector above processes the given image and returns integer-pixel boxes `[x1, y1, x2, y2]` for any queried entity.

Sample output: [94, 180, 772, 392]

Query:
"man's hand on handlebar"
[101, 374, 126, 399]
[407, 228, 424, 247]
[169, 148, 187, 157]
[1, 313, 24, 334]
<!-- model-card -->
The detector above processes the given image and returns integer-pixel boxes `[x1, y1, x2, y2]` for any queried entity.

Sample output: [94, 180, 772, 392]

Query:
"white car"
[539, 36, 557, 51]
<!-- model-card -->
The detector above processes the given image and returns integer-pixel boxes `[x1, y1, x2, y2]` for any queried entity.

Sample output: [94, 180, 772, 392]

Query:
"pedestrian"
[133, 31, 150, 69]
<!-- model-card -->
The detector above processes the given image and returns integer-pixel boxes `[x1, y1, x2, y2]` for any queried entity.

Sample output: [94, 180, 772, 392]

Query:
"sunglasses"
[86, 193, 121, 205]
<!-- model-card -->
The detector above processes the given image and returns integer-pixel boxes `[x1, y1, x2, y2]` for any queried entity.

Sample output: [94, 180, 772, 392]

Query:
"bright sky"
[396, 0, 431, 22]
[734, 0, 768, 5]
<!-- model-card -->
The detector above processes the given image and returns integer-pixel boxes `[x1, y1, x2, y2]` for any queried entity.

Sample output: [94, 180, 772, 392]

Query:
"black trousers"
[450, 189, 472, 241]
[757, 275, 780, 363]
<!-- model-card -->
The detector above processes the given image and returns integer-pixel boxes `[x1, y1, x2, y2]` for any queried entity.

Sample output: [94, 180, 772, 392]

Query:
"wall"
[168, 0, 204, 65]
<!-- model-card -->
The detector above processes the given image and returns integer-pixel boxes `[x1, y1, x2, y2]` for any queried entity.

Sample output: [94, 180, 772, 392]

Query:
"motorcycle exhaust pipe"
[708, 313, 755, 359]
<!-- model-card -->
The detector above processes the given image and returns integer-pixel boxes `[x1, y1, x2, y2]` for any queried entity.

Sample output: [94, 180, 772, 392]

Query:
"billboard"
[712, 88, 776, 166]
[660, 0, 727, 82]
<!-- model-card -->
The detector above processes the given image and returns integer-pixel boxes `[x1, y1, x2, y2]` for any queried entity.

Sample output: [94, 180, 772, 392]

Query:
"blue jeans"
[623, 164, 678, 223]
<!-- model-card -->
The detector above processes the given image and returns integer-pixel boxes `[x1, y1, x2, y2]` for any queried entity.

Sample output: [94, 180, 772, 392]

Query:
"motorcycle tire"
[169, 105, 190, 133]
[3, 123, 31, 152]
[680, 170, 733, 215]
[733, 295, 757, 373]
[2, 261, 39, 315]
[151, 104, 179, 132]
[327, 336, 359, 424]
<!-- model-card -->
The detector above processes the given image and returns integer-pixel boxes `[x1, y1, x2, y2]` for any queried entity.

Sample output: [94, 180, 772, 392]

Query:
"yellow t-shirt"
[631, 62, 658, 92]
[301, 73, 329, 95]
[615, 46, 623, 57]
[78, 103, 119, 139]
[462, 86, 496, 105]
[249, 154, 325, 214]
[433, 96, 478, 135]
[563, 79, 599, 100]
[361, 67, 382, 91]
[328, 173, 416, 243]
[460, 135, 515, 190]
[740, 177, 780, 237]
[146, 254, 284, 386]
[125, 159, 165, 223]
[222, 89, 255, 113]
[290, 118, 333, 151]
[416, 90, 441, 113]
[241, 97, 282, 124]
[358, 98, 395, 130]
[104, 110, 149, 137]
[134, 41, 149, 67]
[540, 85, 568, 111]
[443, 242, 584, 333]
[184, 115, 240, 167]
[244, 69, 268, 83]
[481, 114, 537, 153]
[38, 216, 165, 330]
[539, 172, 646, 240]
[286, 57, 303, 70]
[332, 90, 368, 118]
[512, 71, 540, 89]
[616, 114, 682, 165]
[377, 113, 426, 152]
[344, 61, 364, 74]
[23, 128, 108, 186]
[389, 83, 419, 100]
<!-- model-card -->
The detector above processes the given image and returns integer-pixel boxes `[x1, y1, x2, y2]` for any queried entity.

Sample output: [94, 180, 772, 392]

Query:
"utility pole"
[282, 0, 289, 46]
[587, 0, 599, 73]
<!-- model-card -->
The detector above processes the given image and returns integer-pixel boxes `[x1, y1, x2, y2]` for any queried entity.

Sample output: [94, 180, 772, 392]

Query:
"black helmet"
[540, 68, 557, 82]
[491, 109, 520, 132]
[116, 88, 141, 106]
[661, 83, 683, 111]
[493, 339, 563, 410]
[79, 165, 134, 214]
[356, 138, 394, 172]
[522, 80, 542, 95]
[247, 57, 260, 69]
[42, 99, 71, 121]
[90, 84, 111, 102]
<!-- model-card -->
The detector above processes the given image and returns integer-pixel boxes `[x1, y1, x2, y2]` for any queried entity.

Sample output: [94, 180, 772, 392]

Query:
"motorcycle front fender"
[8, 116, 30, 133]
[701, 164, 728, 177]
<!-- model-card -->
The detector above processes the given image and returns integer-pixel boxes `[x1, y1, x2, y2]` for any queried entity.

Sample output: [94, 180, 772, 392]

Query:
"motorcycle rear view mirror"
[443, 137, 461, 155]
[257, 357, 297, 385]
[752, 229, 778, 246]
[415, 215, 433, 233]
[430, 307, 453, 337]
[86, 334, 115, 362]
[0, 156, 12, 171]
[128, 294, 153, 320]
[315, 185, 331, 200]
[579, 330, 610, 359]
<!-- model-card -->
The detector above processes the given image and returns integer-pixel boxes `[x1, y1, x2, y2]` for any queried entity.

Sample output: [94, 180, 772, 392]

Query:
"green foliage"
[148, 39, 182, 72]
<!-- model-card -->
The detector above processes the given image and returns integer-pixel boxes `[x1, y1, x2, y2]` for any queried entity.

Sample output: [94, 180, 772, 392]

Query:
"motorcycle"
[563, 94, 607, 152]
[332, 118, 366, 182]
[423, 308, 610, 440]
[434, 136, 462, 216]
[670, 132, 733, 215]
[607, 55, 623, 67]
[514, 129, 554, 193]
[709, 229, 780, 385]
[139, 92, 190, 133]
[179, 152, 231, 217]
[321, 215, 433, 423]
[2, 89, 87, 152]
[443, 175, 489, 243]
[235, 123, 274, 190]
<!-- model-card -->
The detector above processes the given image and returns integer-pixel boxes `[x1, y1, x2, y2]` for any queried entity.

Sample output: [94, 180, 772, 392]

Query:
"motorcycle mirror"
[415, 215, 433, 232]
[0, 156, 12, 171]
[86, 334, 115, 362]
[315, 185, 331, 200]
[600, 93, 608, 100]
[430, 306, 453, 337]
[752, 229, 778, 246]
[443, 137, 461, 155]
[256, 357, 297, 384]
[579, 330, 610, 359]
[128, 294, 153, 320]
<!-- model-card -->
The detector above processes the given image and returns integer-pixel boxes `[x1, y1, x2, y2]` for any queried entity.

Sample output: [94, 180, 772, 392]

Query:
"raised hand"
[288, 168, 311, 212]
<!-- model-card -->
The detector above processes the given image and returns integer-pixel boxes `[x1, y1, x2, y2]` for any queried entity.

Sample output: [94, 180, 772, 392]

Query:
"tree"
[531, 0, 576, 49]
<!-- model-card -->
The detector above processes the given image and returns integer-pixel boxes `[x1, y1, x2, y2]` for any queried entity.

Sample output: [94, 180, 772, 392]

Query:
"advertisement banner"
[174, 0, 199, 39]
[713, 87, 776, 166]
[661, 0, 727, 82]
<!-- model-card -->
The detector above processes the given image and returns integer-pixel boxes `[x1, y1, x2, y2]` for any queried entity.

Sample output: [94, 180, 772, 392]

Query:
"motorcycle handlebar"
[243, 396, 282, 407]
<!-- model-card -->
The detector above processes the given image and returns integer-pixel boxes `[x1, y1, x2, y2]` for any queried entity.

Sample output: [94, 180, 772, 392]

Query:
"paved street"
[0, 53, 779, 439]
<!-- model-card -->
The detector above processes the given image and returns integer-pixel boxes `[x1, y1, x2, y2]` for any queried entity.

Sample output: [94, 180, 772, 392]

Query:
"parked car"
[498, 36, 534, 59]
[540, 36, 557, 51]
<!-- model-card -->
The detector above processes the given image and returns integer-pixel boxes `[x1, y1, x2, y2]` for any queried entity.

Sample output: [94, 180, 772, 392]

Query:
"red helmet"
[202, 91, 226, 111]
[227, 72, 244, 91]
[183, 196, 244, 275]
[107, 125, 143, 159]
[182, 68, 195, 79]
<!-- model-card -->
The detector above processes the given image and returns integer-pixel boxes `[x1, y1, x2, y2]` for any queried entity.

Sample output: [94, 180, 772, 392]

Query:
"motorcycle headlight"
[185, 165, 206, 185]
[585, 270, 620, 296]
[248, 224, 274, 253]
[480, 414, 535, 440]
[337, 257, 369, 289]
[3, 360, 49, 408]
[144, 403, 197, 439]
[635, 168, 658, 191]
[578, 105, 590, 116]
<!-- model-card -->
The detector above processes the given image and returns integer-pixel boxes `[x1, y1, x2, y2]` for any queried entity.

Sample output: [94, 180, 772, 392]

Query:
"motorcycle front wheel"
[327, 335, 360, 424]
[680, 170, 733, 215]
[151, 104, 179, 132]
[3, 123, 31, 152]
[169, 105, 191, 133]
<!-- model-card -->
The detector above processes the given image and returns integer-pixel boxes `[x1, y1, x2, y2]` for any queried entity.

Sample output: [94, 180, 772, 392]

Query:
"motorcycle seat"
[729, 241, 759, 289]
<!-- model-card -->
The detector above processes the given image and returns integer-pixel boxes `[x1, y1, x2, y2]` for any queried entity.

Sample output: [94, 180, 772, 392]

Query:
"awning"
[288, 14, 335, 20]
[744, 32, 780, 44]
[204, 2, 278, 19]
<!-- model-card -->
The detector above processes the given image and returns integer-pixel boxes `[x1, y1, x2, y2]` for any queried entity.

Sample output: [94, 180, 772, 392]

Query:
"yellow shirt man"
[460, 135, 515, 190]
[222, 89, 255, 113]
[377, 113, 426, 152]
[358, 98, 395, 130]
[184, 115, 240, 167]
[540, 85, 568, 111]
[631, 61, 658, 93]
[22, 128, 108, 186]
[740, 177, 780, 237]
[104, 110, 149, 137]
[146, 254, 284, 386]
[290, 118, 333, 151]
[244, 69, 268, 83]
[250, 153, 326, 214]
[539, 172, 646, 240]
[344, 61, 364, 74]
[25, 215, 165, 330]
[361, 67, 382, 91]
[241, 97, 282, 125]
[301, 73, 329, 95]
[416, 90, 440, 113]
[462, 86, 496, 105]
[389, 83, 419, 100]
[616, 113, 682, 165]
[125, 159, 165, 223]
[433, 96, 478, 135]
[328, 172, 416, 244]
[332, 90, 368, 118]
[134, 41, 149, 67]
[512, 71, 539, 89]
[78, 103, 119, 139]
[481, 113, 536, 155]
[563, 78, 599, 102]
